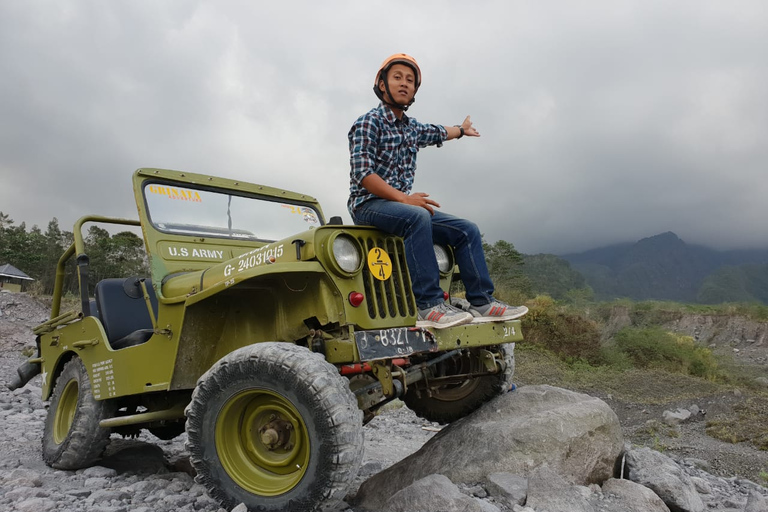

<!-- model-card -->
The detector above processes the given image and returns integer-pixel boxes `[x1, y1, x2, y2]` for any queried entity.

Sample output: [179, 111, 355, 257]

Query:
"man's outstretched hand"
[461, 115, 480, 137]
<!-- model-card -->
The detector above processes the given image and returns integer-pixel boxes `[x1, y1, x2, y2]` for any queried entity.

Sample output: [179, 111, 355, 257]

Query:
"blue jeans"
[351, 199, 495, 309]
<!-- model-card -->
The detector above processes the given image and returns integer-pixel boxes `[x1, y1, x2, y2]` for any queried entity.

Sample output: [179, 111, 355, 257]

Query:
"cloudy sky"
[1, 1, 766, 255]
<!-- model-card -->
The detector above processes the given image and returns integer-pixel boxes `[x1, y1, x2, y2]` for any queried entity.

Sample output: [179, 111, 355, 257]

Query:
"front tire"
[403, 344, 515, 424]
[185, 343, 364, 512]
[42, 357, 115, 469]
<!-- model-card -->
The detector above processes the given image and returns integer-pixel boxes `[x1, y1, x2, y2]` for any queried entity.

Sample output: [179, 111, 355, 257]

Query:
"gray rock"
[166, 479, 191, 493]
[358, 460, 385, 477]
[682, 458, 711, 472]
[662, 408, 692, 426]
[525, 465, 595, 512]
[737, 477, 768, 492]
[355, 385, 623, 509]
[625, 447, 705, 512]
[132, 479, 166, 492]
[80, 466, 118, 479]
[197, 495, 224, 509]
[84, 477, 109, 489]
[724, 497, 747, 509]
[7, 468, 42, 482]
[745, 491, 768, 512]
[464, 484, 488, 498]
[6, 476, 43, 488]
[690, 476, 711, 494]
[14, 497, 57, 512]
[5, 486, 49, 500]
[64, 488, 93, 498]
[755, 377, 768, 388]
[188, 483, 208, 497]
[88, 488, 133, 503]
[601, 478, 671, 512]
[161, 494, 195, 507]
[485, 472, 528, 506]
[383, 474, 499, 512]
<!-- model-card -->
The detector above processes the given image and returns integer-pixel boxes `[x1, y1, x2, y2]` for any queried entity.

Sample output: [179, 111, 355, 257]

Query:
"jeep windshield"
[143, 182, 323, 242]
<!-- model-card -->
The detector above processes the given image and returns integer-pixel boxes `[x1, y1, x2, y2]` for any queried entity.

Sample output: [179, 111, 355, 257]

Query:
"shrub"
[521, 295, 603, 363]
[605, 327, 723, 380]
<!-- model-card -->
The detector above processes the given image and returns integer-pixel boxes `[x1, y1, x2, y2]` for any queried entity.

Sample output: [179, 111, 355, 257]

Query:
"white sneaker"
[416, 303, 474, 329]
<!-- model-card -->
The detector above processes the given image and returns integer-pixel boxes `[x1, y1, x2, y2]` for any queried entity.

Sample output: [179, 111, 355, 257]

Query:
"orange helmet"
[373, 53, 421, 110]
[374, 53, 422, 89]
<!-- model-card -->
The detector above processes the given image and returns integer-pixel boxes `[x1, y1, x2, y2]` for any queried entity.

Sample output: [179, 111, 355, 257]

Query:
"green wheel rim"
[54, 379, 79, 444]
[216, 389, 310, 496]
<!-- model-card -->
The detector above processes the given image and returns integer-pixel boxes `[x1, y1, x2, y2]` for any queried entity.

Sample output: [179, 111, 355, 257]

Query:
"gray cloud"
[1, 1, 767, 255]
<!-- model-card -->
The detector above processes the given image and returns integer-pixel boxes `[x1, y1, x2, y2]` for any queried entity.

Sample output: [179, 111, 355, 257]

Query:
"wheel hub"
[258, 417, 293, 450]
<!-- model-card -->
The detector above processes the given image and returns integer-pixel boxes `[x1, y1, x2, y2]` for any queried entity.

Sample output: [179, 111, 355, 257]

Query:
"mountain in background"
[560, 232, 768, 303]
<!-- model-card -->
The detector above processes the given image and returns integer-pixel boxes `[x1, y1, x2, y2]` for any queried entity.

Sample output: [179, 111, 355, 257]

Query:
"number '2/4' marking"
[367, 247, 392, 281]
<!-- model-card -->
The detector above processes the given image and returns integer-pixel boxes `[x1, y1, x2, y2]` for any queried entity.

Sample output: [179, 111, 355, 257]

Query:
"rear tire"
[42, 357, 115, 469]
[186, 343, 364, 512]
[403, 344, 515, 424]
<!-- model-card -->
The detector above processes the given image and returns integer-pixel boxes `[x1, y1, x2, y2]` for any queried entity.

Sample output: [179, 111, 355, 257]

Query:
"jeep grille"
[358, 235, 416, 319]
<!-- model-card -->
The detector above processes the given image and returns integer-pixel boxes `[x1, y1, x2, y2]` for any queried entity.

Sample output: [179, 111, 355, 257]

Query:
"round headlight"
[433, 244, 451, 273]
[333, 235, 362, 273]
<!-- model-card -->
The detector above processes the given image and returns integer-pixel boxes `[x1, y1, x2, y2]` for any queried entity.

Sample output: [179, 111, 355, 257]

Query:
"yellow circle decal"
[367, 248, 392, 281]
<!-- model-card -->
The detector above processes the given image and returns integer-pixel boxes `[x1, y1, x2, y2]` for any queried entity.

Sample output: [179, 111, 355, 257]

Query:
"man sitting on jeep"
[347, 53, 528, 329]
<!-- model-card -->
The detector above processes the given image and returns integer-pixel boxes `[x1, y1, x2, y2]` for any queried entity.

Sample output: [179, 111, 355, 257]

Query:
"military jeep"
[9, 168, 522, 512]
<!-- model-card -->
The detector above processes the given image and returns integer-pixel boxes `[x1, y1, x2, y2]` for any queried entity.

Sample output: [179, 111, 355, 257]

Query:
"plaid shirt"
[348, 103, 447, 214]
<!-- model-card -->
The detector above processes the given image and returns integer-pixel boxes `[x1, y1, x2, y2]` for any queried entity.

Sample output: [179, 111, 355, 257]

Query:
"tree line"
[0, 212, 149, 296]
[481, 239, 593, 304]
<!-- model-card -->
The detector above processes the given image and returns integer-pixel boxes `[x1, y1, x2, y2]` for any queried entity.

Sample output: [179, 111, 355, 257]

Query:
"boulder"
[355, 385, 623, 510]
[662, 408, 692, 426]
[485, 472, 528, 507]
[383, 474, 499, 512]
[745, 490, 768, 512]
[525, 464, 595, 512]
[625, 447, 705, 512]
[601, 478, 671, 512]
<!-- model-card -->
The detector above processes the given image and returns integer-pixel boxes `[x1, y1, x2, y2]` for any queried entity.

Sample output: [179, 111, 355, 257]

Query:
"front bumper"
[353, 319, 523, 362]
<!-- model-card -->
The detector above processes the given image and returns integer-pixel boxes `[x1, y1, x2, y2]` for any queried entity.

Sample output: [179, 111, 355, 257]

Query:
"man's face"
[380, 63, 416, 106]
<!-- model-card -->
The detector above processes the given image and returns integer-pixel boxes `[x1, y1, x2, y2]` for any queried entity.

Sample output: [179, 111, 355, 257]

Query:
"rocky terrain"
[1, 291, 768, 511]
